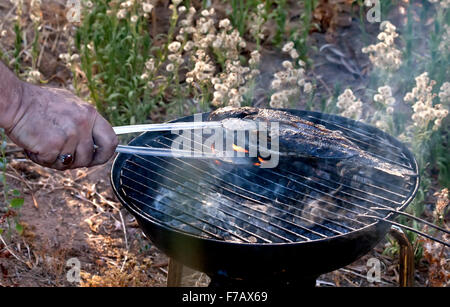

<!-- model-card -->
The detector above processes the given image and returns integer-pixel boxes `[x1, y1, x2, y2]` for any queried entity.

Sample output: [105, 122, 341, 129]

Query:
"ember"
[232, 144, 249, 153]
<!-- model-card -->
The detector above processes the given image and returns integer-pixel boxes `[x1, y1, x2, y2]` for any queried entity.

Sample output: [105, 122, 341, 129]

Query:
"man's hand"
[4, 83, 119, 170]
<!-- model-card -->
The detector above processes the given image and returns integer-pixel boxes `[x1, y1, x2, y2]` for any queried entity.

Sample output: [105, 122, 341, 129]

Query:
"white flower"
[374, 85, 396, 107]
[117, 9, 127, 20]
[282, 61, 293, 69]
[145, 59, 155, 71]
[25, 69, 42, 83]
[142, 3, 154, 13]
[282, 42, 294, 53]
[304, 82, 313, 94]
[131, 15, 138, 23]
[183, 41, 194, 51]
[168, 41, 181, 53]
[289, 49, 299, 59]
[172, 0, 182, 6]
[337, 89, 363, 119]
[405, 72, 448, 130]
[218, 19, 230, 29]
[362, 21, 401, 71]
[59, 53, 71, 62]
[166, 63, 175, 72]
[271, 79, 282, 89]
[167, 54, 177, 62]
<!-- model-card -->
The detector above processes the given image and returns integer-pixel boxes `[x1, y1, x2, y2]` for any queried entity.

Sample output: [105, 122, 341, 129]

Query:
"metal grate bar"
[278, 165, 405, 207]
[317, 162, 412, 197]
[132, 154, 342, 238]
[183, 130, 410, 206]
[278, 167, 401, 211]
[305, 116, 413, 169]
[122, 168, 280, 243]
[121, 177, 260, 243]
[155, 134, 366, 225]
[123, 186, 226, 240]
[280, 164, 407, 203]
[126, 159, 330, 241]
[123, 162, 310, 242]
[154, 136, 368, 229]
[164, 134, 382, 217]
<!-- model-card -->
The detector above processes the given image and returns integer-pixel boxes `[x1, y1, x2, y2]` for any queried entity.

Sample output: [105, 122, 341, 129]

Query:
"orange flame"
[232, 144, 249, 153]
[258, 156, 268, 163]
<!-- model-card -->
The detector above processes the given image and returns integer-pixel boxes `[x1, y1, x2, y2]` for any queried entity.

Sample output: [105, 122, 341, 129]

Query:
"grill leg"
[167, 258, 184, 287]
[389, 226, 415, 287]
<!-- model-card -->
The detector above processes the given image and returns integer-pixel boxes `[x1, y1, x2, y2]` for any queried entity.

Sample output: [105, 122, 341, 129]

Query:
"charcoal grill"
[111, 109, 419, 286]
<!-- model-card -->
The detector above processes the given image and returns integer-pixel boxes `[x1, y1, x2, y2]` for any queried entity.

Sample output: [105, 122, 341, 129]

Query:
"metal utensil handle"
[357, 214, 449, 247]
[115, 145, 218, 158]
[370, 207, 450, 235]
[113, 121, 223, 135]
[112, 121, 224, 158]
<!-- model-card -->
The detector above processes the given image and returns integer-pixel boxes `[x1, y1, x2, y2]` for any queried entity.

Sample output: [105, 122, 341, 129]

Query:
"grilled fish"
[208, 106, 417, 178]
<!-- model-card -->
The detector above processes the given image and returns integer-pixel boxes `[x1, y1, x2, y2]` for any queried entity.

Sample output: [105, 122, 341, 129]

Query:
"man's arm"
[0, 61, 24, 130]
[0, 61, 118, 169]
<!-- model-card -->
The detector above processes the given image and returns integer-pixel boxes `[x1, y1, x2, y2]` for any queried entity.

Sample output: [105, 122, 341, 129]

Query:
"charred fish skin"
[209, 107, 417, 178]
[210, 107, 361, 159]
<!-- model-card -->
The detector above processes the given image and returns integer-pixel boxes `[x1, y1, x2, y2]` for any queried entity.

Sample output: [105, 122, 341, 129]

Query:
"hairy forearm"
[0, 61, 24, 130]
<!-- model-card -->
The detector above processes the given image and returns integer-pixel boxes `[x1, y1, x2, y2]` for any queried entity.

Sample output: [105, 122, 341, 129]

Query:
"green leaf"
[10, 198, 24, 208]
[12, 189, 20, 196]
[0, 228, 3, 235]
[15, 222, 23, 235]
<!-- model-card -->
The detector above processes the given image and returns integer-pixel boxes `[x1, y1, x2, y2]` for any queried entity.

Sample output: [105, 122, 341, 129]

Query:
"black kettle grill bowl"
[111, 109, 419, 283]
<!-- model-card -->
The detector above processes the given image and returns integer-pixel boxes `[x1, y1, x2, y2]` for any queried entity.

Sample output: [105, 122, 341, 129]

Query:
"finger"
[71, 139, 95, 169]
[52, 134, 79, 170]
[89, 115, 119, 167]
[32, 133, 66, 167]
[34, 149, 62, 167]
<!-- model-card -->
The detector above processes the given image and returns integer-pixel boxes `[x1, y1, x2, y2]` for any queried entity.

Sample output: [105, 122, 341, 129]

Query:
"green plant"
[13, 21, 23, 74]
[289, 0, 317, 61]
[0, 129, 24, 237]
[229, 0, 260, 37]
[76, 0, 153, 125]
